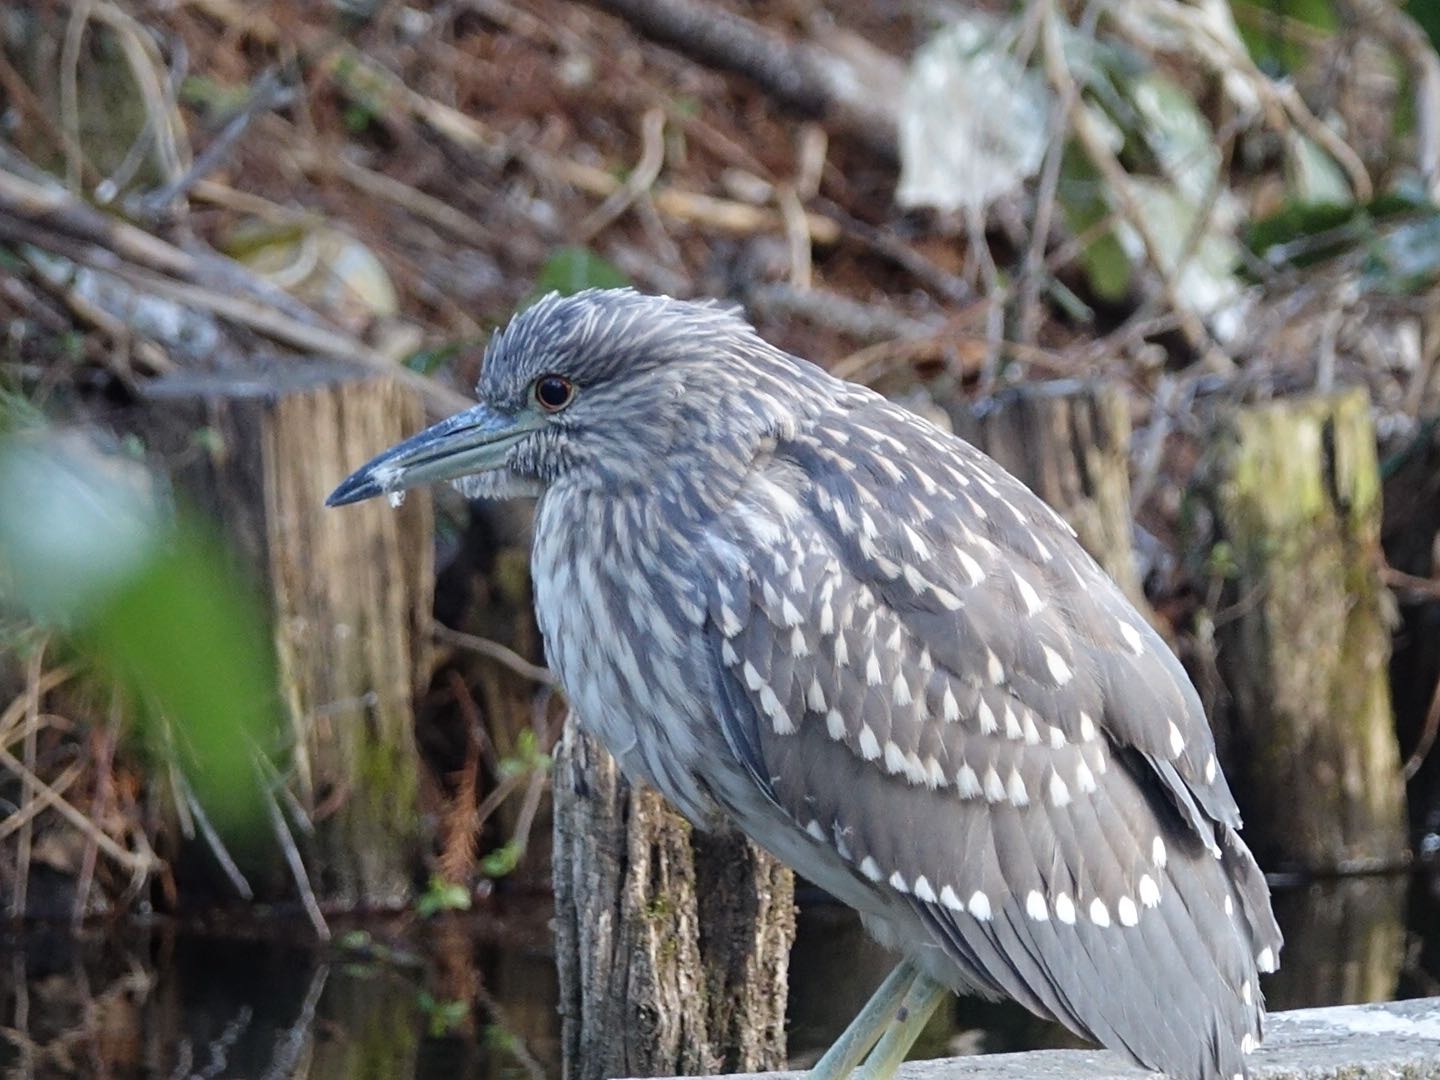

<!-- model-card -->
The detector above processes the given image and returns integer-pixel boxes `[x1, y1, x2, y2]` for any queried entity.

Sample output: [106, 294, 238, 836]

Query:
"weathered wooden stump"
[552, 720, 794, 1079]
[130, 362, 433, 908]
[954, 381, 1146, 608]
[1196, 390, 1408, 872]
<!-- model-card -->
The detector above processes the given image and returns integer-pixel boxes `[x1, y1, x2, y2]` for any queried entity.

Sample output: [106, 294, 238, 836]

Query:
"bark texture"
[552, 719, 794, 1079]
[132, 362, 432, 906]
[955, 380, 1145, 607]
[1198, 390, 1407, 872]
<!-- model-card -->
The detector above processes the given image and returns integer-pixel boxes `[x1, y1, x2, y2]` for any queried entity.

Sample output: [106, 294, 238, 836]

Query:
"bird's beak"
[326, 403, 542, 507]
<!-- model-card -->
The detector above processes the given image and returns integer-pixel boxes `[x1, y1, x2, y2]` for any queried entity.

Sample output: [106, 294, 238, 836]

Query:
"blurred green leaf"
[1244, 190, 1433, 275]
[89, 512, 275, 839]
[480, 840, 522, 878]
[403, 339, 478, 376]
[0, 434, 274, 842]
[1058, 144, 1133, 302]
[530, 246, 630, 300]
[418, 993, 470, 1037]
[415, 875, 472, 917]
[1405, 1, 1440, 55]
[1232, 0, 1337, 76]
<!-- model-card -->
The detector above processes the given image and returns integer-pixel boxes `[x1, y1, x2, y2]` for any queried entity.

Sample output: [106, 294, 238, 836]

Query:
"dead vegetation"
[0, 0, 1438, 924]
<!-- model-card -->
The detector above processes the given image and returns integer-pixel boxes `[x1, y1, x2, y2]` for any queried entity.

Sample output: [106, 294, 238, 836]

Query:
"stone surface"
[636, 997, 1440, 1080]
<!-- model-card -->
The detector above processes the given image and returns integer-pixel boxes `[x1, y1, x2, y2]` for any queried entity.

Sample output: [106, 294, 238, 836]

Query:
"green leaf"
[1232, 0, 1337, 76]
[403, 339, 477, 376]
[530, 246, 630, 300]
[1058, 143, 1133, 302]
[415, 875, 472, 917]
[481, 840, 522, 878]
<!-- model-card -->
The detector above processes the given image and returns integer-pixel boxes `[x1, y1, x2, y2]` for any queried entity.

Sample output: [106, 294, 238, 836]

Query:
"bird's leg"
[808, 958, 922, 1079]
[851, 971, 949, 1079]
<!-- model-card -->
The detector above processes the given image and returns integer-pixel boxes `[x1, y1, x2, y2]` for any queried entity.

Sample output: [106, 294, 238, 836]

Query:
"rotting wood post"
[954, 380, 1146, 608]
[129, 362, 433, 908]
[1196, 389, 1408, 872]
[552, 719, 794, 1080]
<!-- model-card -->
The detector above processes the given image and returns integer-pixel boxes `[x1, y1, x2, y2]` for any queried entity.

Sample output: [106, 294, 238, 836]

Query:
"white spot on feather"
[956, 764, 982, 798]
[1021, 711, 1041, 746]
[957, 550, 985, 587]
[1079, 712, 1097, 742]
[968, 891, 992, 921]
[806, 819, 826, 842]
[1006, 769, 1029, 806]
[826, 710, 846, 741]
[974, 696, 995, 732]
[1026, 891, 1048, 921]
[938, 685, 961, 728]
[1043, 645, 1073, 685]
[889, 870, 909, 893]
[1075, 760, 1097, 794]
[924, 755, 946, 788]
[884, 741, 907, 776]
[1003, 704, 1022, 740]
[1257, 947, 1277, 973]
[1119, 619, 1145, 654]
[983, 766, 1006, 802]
[1089, 898, 1111, 927]
[1055, 892, 1076, 924]
[1152, 835, 1168, 868]
[865, 653, 883, 687]
[914, 875, 937, 903]
[742, 662, 764, 692]
[1139, 875, 1160, 908]
[1048, 770, 1071, 807]
[1013, 571, 1044, 616]
[940, 885, 965, 911]
[760, 685, 794, 734]
[1242, 980, 1253, 1005]
[1117, 896, 1139, 926]
[986, 649, 1005, 685]
[860, 856, 883, 881]
[892, 674, 913, 707]
[858, 724, 881, 760]
[1205, 753, 1218, 784]
[1168, 720, 1185, 757]
[807, 677, 827, 713]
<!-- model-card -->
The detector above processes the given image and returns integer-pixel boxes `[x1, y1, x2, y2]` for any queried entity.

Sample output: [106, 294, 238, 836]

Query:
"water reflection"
[0, 874, 1434, 1077]
[789, 871, 1440, 1063]
[0, 906, 561, 1079]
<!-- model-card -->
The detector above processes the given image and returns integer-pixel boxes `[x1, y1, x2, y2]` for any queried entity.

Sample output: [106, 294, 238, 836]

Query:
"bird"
[328, 288, 1282, 1079]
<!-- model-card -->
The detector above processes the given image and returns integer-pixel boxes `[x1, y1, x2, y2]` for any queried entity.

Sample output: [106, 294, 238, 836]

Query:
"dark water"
[1, 874, 1436, 1078]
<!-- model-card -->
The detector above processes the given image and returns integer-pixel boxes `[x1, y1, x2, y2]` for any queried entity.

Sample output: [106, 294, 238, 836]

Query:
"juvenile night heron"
[329, 289, 1281, 1079]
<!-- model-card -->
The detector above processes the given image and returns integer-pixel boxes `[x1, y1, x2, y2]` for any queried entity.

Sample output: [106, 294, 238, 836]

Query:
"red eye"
[534, 375, 575, 412]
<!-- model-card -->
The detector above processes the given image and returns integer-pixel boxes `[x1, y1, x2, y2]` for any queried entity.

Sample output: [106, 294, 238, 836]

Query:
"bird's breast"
[531, 489, 736, 825]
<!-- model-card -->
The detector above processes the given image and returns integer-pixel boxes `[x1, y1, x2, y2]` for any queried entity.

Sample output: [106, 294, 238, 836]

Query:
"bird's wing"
[700, 395, 1280, 1080]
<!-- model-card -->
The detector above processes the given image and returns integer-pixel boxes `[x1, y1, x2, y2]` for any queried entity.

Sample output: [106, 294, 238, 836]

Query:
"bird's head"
[327, 288, 826, 508]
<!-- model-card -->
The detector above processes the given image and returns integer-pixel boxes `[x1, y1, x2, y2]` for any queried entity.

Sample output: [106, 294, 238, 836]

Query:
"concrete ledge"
[640, 998, 1440, 1079]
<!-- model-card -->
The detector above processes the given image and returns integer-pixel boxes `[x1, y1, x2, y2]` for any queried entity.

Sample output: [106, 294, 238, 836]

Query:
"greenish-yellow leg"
[808, 959, 921, 1079]
[852, 971, 949, 1079]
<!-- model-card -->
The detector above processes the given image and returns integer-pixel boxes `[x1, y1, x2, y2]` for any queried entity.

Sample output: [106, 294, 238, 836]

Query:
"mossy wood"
[553, 720, 794, 1079]
[1199, 390, 1406, 872]
[954, 381, 1146, 609]
[132, 364, 433, 906]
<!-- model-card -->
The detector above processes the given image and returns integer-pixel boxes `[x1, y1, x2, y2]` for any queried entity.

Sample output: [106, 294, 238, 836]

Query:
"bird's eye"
[534, 375, 575, 412]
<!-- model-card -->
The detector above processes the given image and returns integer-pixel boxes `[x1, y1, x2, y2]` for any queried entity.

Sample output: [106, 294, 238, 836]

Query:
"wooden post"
[552, 720, 794, 1079]
[954, 380, 1146, 608]
[131, 362, 432, 907]
[1197, 390, 1408, 872]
